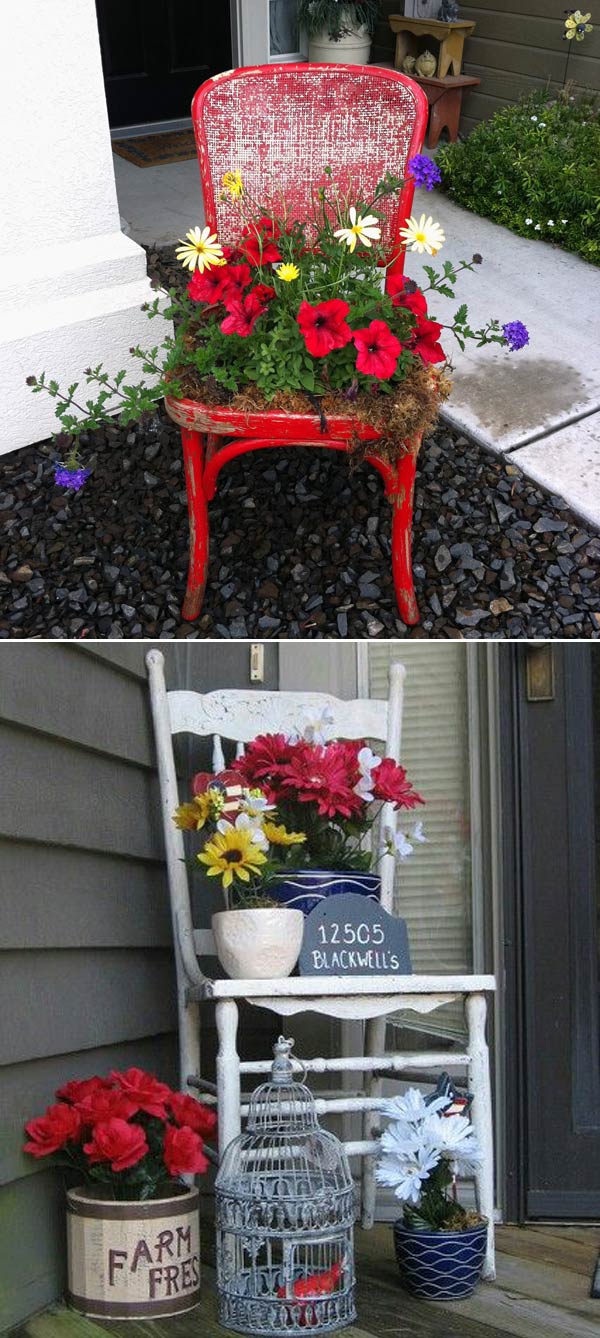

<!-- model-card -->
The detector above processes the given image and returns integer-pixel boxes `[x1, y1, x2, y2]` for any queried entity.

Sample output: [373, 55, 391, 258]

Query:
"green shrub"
[437, 90, 600, 266]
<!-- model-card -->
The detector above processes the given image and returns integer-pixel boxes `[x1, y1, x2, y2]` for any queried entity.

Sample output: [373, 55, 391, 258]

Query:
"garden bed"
[1, 408, 598, 641]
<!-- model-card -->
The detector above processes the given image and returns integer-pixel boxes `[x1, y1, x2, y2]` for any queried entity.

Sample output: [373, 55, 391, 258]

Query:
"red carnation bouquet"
[173, 711, 425, 903]
[23, 1068, 216, 1201]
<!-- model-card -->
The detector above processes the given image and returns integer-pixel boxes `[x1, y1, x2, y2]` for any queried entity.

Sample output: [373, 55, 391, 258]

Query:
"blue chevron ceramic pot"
[393, 1220, 488, 1300]
[270, 870, 381, 917]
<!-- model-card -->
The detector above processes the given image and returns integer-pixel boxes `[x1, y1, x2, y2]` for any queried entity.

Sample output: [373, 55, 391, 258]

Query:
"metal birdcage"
[215, 1037, 356, 1336]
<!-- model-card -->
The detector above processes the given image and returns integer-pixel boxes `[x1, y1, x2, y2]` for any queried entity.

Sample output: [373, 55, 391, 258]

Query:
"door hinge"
[250, 643, 264, 683]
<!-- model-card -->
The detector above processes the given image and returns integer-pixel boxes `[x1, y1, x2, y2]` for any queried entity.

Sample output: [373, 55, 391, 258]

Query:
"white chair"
[146, 649, 497, 1277]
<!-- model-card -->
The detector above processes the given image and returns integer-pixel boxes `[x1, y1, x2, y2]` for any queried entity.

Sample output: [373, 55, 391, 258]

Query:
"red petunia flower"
[253, 282, 276, 305]
[24, 1103, 82, 1158]
[56, 1076, 112, 1104]
[75, 1088, 138, 1127]
[163, 1124, 209, 1177]
[168, 1093, 218, 1139]
[411, 314, 445, 365]
[110, 1067, 172, 1118]
[240, 217, 282, 266]
[221, 289, 268, 336]
[221, 244, 243, 263]
[353, 319, 402, 380]
[387, 277, 445, 365]
[84, 1118, 148, 1172]
[372, 758, 425, 810]
[187, 266, 230, 305]
[221, 263, 252, 302]
[297, 299, 352, 358]
[279, 742, 363, 820]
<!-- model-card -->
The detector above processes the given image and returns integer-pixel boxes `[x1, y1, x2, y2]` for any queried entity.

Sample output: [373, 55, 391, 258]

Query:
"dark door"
[96, 0, 232, 128]
[515, 645, 600, 1217]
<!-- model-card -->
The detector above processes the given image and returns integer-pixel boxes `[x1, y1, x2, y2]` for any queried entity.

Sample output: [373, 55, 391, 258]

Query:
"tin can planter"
[211, 906, 304, 979]
[393, 1219, 488, 1300]
[66, 1185, 201, 1318]
[270, 870, 381, 917]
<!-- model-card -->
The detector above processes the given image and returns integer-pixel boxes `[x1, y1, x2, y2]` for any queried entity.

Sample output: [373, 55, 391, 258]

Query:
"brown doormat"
[113, 129, 197, 168]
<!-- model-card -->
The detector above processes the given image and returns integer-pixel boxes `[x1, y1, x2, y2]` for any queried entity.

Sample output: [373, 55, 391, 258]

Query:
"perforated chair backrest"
[146, 653, 406, 980]
[192, 63, 428, 276]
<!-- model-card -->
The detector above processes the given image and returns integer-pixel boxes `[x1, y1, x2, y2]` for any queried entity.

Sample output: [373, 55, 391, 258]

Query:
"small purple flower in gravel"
[53, 465, 91, 491]
[502, 321, 529, 352]
[407, 155, 442, 191]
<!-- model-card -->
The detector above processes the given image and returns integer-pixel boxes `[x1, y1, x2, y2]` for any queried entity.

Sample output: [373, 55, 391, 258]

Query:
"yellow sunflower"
[263, 821, 307, 847]
[398, 213, 445, 256]
[564, 10, 593, 40]
[222, 170, 244, 199]
[198, 826, 267, 889]
[173, 792, 216, 831]
[175, 225, 224, 273]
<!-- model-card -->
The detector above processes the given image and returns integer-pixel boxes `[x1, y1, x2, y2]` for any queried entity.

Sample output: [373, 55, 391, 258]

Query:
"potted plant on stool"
[23, 1069, 216, 1318]
[375, 1084, 487, 1300]
[299, 1, 381, 64]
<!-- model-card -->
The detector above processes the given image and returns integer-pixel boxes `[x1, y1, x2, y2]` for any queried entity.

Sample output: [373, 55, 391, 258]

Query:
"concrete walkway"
[114, 152, 600, 529]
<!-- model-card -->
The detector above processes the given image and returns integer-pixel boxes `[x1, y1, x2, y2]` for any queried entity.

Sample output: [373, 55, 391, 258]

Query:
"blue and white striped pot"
[393, 1219, 488, 1300]
[269, 870, 381, 918]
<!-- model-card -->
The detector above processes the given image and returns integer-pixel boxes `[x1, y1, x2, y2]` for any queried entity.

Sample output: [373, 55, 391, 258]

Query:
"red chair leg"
[180, 427, 209, 622]
[391, 444, 420, 626]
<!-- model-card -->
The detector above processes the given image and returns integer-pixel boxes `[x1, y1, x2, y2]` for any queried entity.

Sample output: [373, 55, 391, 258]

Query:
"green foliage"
[403, 1162, 471, 1232]
[437, 90, 600, 267]
[298, 0, 380, 40]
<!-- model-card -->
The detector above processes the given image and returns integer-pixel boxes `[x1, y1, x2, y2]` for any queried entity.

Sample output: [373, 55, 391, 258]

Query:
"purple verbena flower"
[54, 464, 91, 491]
[502, 321, 529, 352]
[407, 154, 442, 191]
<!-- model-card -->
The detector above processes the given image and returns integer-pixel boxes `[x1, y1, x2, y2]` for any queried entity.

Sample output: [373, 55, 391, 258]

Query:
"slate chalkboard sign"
[299, 893, 412, 977]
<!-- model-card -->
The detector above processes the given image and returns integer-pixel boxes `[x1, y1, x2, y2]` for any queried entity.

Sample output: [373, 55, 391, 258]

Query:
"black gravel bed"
[1, 407, 599, 640]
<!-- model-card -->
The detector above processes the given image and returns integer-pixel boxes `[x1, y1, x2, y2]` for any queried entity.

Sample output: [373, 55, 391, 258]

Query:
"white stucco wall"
[0, 0, 167, 456]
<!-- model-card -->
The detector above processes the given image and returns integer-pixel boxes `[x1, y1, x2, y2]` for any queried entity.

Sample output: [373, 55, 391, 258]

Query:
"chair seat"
[205, 973, 496, 998]
[165, 394, 382, 443]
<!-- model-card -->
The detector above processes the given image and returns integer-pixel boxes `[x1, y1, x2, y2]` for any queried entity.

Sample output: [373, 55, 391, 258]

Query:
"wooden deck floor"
[15, 1224, 600, 1338]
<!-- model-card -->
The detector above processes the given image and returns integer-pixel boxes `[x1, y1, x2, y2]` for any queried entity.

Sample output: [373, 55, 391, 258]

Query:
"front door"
[516, 645, 600, 1217]
[96, 0, 232, 128]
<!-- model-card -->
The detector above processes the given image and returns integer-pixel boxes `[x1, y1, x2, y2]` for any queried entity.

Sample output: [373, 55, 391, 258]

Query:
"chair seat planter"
[164, 394, 421, 627]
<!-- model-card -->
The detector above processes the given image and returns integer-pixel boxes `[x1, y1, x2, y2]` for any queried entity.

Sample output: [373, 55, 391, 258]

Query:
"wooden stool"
[413, 74, 481, 147]
[389, 15, 475, 79]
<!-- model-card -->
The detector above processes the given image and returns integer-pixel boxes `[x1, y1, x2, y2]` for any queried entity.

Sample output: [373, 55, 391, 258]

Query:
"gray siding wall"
[373, 2, 600, 137]
[0, 643, 278, 1332]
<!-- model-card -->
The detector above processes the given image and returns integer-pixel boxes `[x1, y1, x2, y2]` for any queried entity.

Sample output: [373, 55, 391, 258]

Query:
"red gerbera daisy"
[240, 217, 282, 266]
[236, 733, 297, 796]
[187, 265, 230, 305]
[221, 289, 268, 337]
[297, 299, 352, 358]
[372, 758, 425, 810]
[353, 319, 402, 380]
[279, 742, 363, 819]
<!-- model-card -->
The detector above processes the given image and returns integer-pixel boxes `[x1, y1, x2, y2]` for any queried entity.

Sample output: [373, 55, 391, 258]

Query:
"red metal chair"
[165, 63, 428, 625]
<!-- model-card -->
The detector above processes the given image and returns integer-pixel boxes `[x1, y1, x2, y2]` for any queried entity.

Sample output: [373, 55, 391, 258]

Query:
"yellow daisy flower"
[198, 826, 267, 889]
[564, 10, 593, 39]
[263, 821, 307, 847]
[173, 792, 216, 831]
[222, 170, 244, 199]
[175, 225, 224, 273]
[398, 213, 445, 256]
[275, 263, 300, 282]
[334, 207, 382, 253]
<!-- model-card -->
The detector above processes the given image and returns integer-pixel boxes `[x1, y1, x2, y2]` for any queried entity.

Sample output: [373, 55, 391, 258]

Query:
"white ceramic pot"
[309, 24, 371, 65]
[212, 907, 304, 979]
